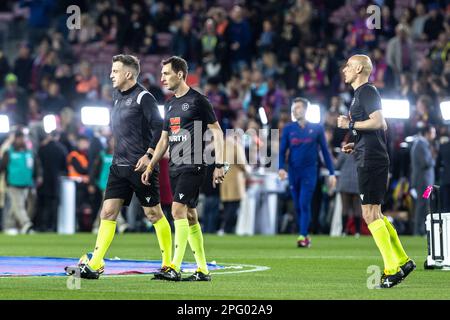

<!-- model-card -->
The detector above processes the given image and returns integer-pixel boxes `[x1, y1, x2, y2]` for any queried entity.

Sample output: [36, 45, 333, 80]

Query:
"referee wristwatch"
[215, 162, 230, 174]
[146, 152, 153, 159]
[348, 121, 355, 130]
[349, 121, 357, 136]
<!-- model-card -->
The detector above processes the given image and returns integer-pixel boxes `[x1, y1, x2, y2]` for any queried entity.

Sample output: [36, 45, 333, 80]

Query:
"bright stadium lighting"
[81, 107, 110, 126]
[158, 105, 165, 119]
[43, 115, 57, 133]
[381, 99, 410, 119]
[0, 115, 9, 133]
[440, 101, 450, 121]
[258, 107, 268, 125]
[306, 104, 321, 123]
[291, 104, 321, 123]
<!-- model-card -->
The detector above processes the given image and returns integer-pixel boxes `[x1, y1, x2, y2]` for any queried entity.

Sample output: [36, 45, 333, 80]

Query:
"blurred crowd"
[0, 0, 449, 236]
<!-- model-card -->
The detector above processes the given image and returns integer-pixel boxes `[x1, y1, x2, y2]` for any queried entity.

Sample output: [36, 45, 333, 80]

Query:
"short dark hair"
[418, 124, 435, 136]
[14, 129, 24, 139]
[207, 76, 221, 86]
[417, 95, 433, 108]
[77, 134, 89, 141]
[112, 54, 140, 78]
[292, 97, 310, 107]
[161, 56, 188, 80]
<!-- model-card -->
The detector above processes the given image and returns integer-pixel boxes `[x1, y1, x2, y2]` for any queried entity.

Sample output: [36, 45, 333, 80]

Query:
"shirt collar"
[119, 83, 139, 96]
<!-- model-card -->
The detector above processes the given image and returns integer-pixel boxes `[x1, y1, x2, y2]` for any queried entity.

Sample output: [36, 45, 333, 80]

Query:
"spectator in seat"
[258, 19, 276, 54]
[298, 59, 327, 103]
[291, 0, 312, 42]
[282, 47, 303, 97]
[423, 4, 445, 41]
[141, 24, 159, 54]
[428, 32, 450, 75]
[408, 95, 441, 136]
[27, 95, 43, 123]
[171, 14, 201, 67]
[225, 5, 252, 73]
[42, 80, 69, 114]
[0, 73, 28, 125]
[205, 76, 229, 130]
[262, 76, 286, 125]
[411, 2, 428, 40]
[377, 5, 398, 42]
[386, 24, 416, 81]
[13, 43, 33, 91]
[370, 48, 395, 94]
[75, 61, 99, 101]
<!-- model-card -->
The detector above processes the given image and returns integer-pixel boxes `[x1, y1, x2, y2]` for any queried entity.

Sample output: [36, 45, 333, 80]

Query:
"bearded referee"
[67, 55, 172, 279]
[142, 56, 225, 281]
[338, 54, 415, 288]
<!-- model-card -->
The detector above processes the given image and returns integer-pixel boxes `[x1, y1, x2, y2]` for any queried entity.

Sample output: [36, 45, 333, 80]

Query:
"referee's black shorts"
[357, 165, 388, 205]
[104, 165, 160, 207]
[170, 167, 206, 208]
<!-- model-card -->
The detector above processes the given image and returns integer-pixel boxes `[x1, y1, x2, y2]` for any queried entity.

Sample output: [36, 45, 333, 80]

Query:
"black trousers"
[442, 185, 450, 213]
[222, 201, 240, 234]
[36, 194, 59, 232]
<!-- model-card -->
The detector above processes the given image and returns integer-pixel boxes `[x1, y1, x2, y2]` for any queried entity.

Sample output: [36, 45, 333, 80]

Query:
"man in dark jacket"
[410, 125, 436, 235]
[437, 135, 450, 212]
[36, 130, 67, 232]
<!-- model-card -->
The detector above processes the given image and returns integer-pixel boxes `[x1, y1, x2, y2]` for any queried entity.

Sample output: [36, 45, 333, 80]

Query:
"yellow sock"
[368, 219, 399, 275]
[383, 216, 409, 266]
[153, 215, 172, 267]
[188, 223, 208, 274]
[89, 219, 116, 270]
[171, 218, 189, 272]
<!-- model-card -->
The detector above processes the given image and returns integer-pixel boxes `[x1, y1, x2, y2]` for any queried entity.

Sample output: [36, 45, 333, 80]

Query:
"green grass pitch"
[0, 233, 449, 300]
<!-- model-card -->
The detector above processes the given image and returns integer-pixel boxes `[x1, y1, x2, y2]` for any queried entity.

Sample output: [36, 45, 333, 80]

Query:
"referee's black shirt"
[111, 83, 163, 166]
[163, 88, 217, 175]
[349, 82, 389, 168]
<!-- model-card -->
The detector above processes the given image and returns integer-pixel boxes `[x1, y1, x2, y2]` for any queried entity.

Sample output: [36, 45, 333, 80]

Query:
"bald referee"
[338, 55, 415, 288]
[67, 55, 172, 279]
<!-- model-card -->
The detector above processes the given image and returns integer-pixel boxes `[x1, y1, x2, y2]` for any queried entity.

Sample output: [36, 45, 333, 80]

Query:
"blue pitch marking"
[0, 256, 224, 277]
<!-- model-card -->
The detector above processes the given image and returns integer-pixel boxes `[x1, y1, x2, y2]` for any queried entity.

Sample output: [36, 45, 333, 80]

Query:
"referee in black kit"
[337, 54, 415, 288]
[142, 56, 225, 281]
[70, 54, 173, 279]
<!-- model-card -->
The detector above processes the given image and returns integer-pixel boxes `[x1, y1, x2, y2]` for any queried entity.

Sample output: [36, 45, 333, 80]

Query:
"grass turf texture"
[0, 234, 449, 300]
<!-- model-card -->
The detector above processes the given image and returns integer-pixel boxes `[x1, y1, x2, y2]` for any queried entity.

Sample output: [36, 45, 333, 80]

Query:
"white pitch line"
[85, 263, 271, 277]
[211, 263, 270, 275]
[286, 256, 381, 259]
[0, 263, 270, 279]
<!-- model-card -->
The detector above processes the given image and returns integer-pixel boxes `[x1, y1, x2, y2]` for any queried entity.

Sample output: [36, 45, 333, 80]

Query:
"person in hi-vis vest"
[0, 129, 41, 234]
[67, 135, 91, 231]
[89, 137, 129, 233]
